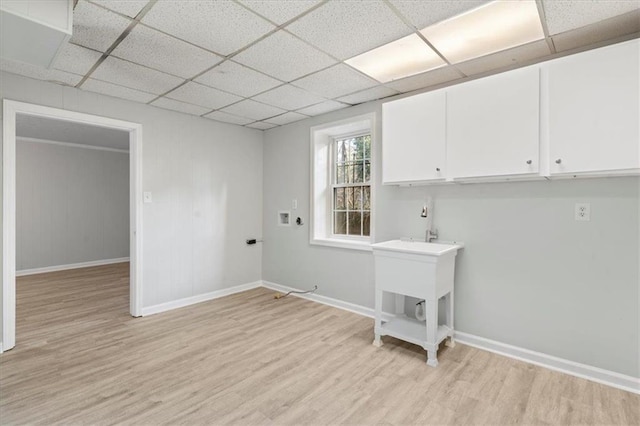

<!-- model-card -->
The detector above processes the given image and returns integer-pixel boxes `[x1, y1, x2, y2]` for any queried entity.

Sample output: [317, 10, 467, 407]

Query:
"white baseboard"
[454, 331, 640, 394]
[261, 280, 640, 395]
[141, 281, 262, 316]
[16, 257, 130, 277]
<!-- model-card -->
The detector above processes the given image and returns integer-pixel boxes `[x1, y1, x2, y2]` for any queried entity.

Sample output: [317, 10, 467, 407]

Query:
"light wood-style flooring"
[1, 263, 638, 425]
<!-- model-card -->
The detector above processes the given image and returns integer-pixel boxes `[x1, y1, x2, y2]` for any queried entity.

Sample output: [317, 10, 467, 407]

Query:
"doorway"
[2, 99, 143, 352]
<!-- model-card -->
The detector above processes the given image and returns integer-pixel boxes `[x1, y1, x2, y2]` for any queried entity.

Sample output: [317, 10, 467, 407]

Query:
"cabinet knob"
[555, 158, 562, 164]
[436, 167, 440, 172]
[526, 160, 532, 165]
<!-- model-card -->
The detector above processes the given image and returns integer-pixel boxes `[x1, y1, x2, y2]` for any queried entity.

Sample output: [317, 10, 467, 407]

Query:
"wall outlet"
[292, 199, 298, 210]
[575, 203, 590, 221]
[143, 192, 152, 203]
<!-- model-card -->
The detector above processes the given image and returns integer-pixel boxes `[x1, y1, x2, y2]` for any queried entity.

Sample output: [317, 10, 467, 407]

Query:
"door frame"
[2, 99, 144, 352]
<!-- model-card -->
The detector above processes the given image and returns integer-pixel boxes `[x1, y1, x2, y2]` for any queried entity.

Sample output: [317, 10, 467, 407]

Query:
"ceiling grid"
[1, 0, 638, 130]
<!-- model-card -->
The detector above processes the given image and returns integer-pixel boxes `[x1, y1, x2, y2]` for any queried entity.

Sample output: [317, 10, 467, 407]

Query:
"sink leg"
[426, 299, 438, 367]
[426, 350, 438, 367]
[445, 290, 455, 348]
[373, 335, 383, 347]
[373, 288, 383, 348]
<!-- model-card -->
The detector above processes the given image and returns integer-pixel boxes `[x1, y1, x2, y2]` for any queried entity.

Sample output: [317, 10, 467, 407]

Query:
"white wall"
[262, 101, 640, 378]
[16, 139, 129, 271]
[1, 71, 264, 340]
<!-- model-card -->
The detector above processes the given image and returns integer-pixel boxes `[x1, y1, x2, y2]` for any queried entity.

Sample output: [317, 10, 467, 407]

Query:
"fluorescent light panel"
[345, 34, 446, 83]
[421, 0, 545, 64]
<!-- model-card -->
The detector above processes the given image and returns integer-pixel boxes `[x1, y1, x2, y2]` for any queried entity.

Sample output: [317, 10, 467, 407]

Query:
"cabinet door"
[447, 66, 540, 179]
[382, 90, 446, 184]
[548, 39, 639, 175]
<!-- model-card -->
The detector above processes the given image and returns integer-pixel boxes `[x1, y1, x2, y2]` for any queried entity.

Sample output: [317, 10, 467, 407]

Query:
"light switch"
[144, 192, 152, 203]
[292, 199, 298, 210]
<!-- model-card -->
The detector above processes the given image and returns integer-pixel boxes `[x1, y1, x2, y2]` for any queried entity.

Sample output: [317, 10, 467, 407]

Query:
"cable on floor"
[273, 285, 318, 299]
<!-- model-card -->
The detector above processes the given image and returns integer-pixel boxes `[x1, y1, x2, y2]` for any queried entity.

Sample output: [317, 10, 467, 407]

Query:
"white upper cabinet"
[447, 66, 540, 180]
[382, 89, 447, 184]
[547, 39, 640, 176]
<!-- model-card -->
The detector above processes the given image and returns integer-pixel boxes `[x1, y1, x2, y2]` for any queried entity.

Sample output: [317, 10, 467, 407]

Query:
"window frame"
[329, 131, 371, 241]
[309, 113, 375, 252]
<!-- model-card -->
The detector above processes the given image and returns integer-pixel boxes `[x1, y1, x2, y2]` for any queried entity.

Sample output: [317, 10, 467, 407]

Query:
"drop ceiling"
[1, 0, 639, 131]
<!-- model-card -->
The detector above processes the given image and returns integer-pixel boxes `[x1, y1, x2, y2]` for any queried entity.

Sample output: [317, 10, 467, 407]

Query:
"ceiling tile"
[385, 66, 462, 93]
[0, 58, 82, 86]
[238, 0, 322, 25]
[286, 0, 413, 60]
[389, 0, 489, 30]
[233, 31, 337, 82]
[252, 84, 326, 110]
[142, 0, 275, 55]
[89, 0, 149, 18]
[220, 99, 286, 121]
[455, 40, 551, 76]
[91, 56, 183, 94]
[112, 24, 222, 78]
[71, 1, 132, 52]
[53, 43, 103, 75]
[195, 60, 281, 98]
[336, 86, 399, 105]
[543, 0, 640, 35]
[552, 9, 640, 52]
[151, 97, 211, 116]
[246, 121, 278, 130]
[204, 111, 255, 126]
[296, 100, 349, 116]
[265, 112, 309, 125]
[292, 64, 378, 99]
[166, 81, 242, 110]
[82, 78, 157, 103]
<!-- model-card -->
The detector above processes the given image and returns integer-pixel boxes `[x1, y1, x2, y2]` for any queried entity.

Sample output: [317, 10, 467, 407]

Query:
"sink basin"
[370, 239, 463, 256]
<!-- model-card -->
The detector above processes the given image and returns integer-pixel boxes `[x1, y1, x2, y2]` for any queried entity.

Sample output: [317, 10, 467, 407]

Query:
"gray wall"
[262, 101, 640, 378]
[16, 139, 129, 271]
[1, 71, 264, 343]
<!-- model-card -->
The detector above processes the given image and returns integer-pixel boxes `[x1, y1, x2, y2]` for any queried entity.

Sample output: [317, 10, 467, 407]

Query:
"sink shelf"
[380, 315, 451, 349]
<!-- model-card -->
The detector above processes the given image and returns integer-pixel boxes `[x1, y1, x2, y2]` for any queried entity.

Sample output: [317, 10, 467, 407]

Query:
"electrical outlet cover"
[575, 203, 590, 221]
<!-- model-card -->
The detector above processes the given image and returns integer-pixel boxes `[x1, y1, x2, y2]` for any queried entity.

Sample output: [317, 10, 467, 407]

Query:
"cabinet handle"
[555, 159, 562, 164]
[526, 160, 532, 165]
[436, 168, 441, 172]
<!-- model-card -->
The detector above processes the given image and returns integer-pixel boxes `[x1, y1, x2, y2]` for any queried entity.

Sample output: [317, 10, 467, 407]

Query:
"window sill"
[310, 238, 373, 252]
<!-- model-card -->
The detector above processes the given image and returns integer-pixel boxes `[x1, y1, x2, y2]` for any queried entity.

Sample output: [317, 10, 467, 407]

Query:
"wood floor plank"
[1, 263, 638, 425]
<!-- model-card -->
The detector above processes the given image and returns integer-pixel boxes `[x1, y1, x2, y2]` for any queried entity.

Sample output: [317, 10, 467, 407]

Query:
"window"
[332, 134, 371, 237]
[310, 113, 375, 251]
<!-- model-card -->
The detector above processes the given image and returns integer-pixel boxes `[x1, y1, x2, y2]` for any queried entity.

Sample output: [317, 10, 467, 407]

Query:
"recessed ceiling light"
[420, 0, 545, 64]
[345, 34, 446, 83]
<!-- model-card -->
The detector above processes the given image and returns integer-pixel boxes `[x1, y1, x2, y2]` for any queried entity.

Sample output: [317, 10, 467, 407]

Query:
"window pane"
[344, 138, 352, 161]
[334, 188, 345, 210]
[346, 162, 363, 183]
[355, 136, 365, 160]
[363, 212, 370, 236]
[336, 139, 345, 163]
[353, 187, 362, 210]
[364, 160, 371, 182]
[347, 211, 362, 236]
[336, 163, 345, 184]
[363, 186, 370, 210]
[364, 135, 371, 159]
[334, 212, 347, 235]
[345, 187, 354, 210]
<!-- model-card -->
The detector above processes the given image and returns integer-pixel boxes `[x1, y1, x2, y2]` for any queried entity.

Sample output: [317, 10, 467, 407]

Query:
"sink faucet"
[421, 196, 438, 242]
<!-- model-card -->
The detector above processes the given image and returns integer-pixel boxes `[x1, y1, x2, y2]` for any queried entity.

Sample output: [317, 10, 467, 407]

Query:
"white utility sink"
[371, 238, 463, 367]
[370, 239, 463, 256]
